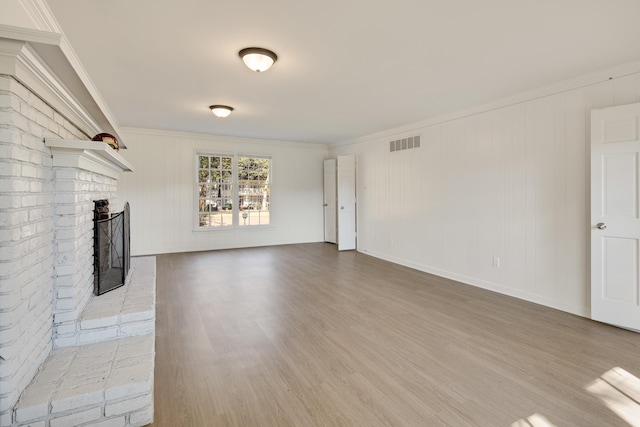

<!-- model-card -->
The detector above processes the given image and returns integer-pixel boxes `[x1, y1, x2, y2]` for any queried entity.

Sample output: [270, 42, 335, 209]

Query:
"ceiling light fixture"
[209, 105, 234, 118]
[239, 47, 278, 72]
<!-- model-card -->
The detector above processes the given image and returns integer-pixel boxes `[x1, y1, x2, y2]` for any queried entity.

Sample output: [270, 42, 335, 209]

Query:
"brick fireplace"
[0, 26, 155, 427]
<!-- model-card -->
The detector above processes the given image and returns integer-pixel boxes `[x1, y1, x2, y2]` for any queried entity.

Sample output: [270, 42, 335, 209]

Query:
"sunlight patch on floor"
[511, 413, 557, 427]
[586, 367, 640, 427]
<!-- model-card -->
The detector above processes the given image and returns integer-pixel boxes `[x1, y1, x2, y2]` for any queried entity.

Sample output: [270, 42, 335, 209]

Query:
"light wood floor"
[150, 243, 640, 426]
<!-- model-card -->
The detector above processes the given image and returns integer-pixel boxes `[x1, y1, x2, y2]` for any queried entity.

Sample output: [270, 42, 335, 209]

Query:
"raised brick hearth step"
[12, 257, 156, 427]
[55, 257, 156, 348]
[13, 335, 154, 427]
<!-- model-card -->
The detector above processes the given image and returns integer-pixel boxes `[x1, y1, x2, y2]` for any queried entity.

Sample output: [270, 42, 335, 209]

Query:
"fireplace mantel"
[45, 138, 134, 179]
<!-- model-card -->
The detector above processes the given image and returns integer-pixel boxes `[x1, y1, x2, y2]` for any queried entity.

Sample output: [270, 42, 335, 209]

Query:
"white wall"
[117, 128, 327, 256]
[329, 70, 640, 317]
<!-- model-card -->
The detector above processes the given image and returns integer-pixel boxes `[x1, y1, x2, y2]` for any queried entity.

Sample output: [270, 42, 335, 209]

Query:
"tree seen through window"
[197, 154, 270, 228]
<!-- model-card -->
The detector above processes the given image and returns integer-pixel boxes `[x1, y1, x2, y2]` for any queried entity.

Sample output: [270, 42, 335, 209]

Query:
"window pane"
[239, 157, 270, 227]
[222, 157, 232, 169]
[199, 156, 209, 168]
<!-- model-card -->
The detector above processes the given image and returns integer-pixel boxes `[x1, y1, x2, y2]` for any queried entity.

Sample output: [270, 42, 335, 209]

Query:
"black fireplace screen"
[94, 201, 130, 295]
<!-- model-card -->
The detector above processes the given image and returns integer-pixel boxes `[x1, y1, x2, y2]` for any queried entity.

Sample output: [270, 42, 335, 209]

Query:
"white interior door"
[337, 155, 356, 251]
[323, 159, 337, 244]
[591, 102, 640, 332]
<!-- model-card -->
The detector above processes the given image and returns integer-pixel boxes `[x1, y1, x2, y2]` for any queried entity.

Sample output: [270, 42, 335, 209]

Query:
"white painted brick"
[0, 324, 19, 345]
[54, 169, 79, 180]
[80, 315, 119, 330]
[57, 240, 80, 253]
[50, 406, 101, 427]
[128, 406, 153, 427]
[14, 400, 48, 422]
[0, 210, 28, 228]
[0, 386, 19, 413]
[0, 342, 18, 360]
[29, 180, 43, 193]
[35, 194, 50, 206]
[51, 387, 102, 413]
[0, 227, 23, 242]
[104, 394, 150, 417]
[0, 176, 30, 192]
[55, 322, 77, 335]
[0, 161, 21, 176]
[21, 194, 37, 207]
[29, 207, 51, 221]
[55, 298, 76, 311]
[86, 416, 126, 427]
[119, 320, 154, 337]
[20, 223, 37, 239]
[0, 411, 12, 427]
[0, 261, 24, 286]
[0, 93, 20, 110]
[119, 310, 153, 323]
[0, 194, 21, 209]
[55, 204, 84, 216]
[54, 265, 77, 276]
[53, 193, 82, 205]
[0, 290, 20, 310]
[103, 381, 150, 402]
[53, 310, 80, 324]
[0, 310, 14, 326]
[54, 228, 82, 241]
[56, 287, 76, 299]
[77, 327, 118, 345]
[21, 164, 37, 178]
[0, 91, 152, 422]
[53, 336, 77, 348]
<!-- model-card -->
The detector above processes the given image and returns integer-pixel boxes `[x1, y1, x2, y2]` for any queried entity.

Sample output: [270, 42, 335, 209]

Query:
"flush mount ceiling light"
[239, 47, 278, 72]
[209, 105, 234, 118]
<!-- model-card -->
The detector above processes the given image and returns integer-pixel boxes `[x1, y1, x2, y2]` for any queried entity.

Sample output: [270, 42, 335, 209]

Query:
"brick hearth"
[13, 257, 155, 427]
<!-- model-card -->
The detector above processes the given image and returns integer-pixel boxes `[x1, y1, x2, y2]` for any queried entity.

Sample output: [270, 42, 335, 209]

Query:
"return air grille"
[390, 135, 420, 152]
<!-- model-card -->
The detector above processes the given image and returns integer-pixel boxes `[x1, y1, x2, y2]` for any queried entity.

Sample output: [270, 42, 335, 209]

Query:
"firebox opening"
[94, 200, 130, 295]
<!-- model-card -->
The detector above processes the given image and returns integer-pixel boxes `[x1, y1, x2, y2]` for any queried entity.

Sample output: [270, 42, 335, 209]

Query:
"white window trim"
[193, 151, 272, 231]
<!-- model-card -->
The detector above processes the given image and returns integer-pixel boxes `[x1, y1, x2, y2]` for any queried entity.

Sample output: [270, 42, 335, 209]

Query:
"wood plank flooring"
[150, 243, 640, 426]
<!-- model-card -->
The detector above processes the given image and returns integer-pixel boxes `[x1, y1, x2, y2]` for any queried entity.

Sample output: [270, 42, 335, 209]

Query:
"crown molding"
[333, 60, 640, 148]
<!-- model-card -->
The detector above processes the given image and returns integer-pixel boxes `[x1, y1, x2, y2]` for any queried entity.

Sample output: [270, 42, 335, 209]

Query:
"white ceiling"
[47, 0, 640, 145]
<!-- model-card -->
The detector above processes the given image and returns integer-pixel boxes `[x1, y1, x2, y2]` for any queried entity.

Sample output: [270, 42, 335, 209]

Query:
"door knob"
[596, 222, 607, 230]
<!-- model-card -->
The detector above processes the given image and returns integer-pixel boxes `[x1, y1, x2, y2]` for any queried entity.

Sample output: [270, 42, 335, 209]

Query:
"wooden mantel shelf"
[45, 138, 134, 180]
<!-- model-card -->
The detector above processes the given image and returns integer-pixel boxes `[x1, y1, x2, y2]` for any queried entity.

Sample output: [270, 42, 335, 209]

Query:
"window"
[237, 156, 270, 226]
[197, 154, 270, 228]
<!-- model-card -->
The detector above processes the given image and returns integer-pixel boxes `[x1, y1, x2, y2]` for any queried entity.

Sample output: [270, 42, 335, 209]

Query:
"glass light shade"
[209, 105, 233, 118]
[239, 48, 278, 72]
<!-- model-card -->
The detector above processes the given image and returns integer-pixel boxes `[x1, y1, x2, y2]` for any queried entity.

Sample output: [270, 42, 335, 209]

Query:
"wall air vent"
[390, 135, 421, 152]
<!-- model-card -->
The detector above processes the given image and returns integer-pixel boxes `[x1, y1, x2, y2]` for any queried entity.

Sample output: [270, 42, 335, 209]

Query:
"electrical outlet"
[493, 257, 501, 268]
